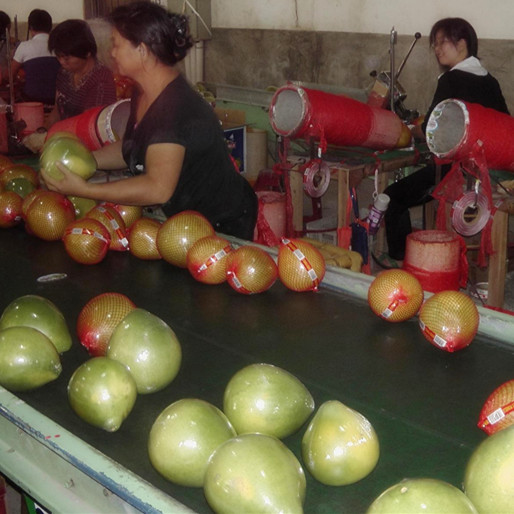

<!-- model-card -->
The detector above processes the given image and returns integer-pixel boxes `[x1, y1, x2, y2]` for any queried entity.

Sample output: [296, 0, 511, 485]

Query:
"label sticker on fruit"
[480, 401, 514, 430]
[486, 407, 506, 425]
[419, 320, 448, 348]
[381, 299, 400, 318]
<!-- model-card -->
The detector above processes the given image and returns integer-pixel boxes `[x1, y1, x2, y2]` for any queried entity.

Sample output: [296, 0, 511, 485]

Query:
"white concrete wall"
[1, 0, 512, 40]
[211, 0, 514, 39]
[0, 0, 82, 24]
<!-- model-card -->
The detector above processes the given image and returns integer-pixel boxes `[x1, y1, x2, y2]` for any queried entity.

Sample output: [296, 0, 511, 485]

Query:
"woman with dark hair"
[43, 2, 257, 240]
[45, 19, 116, 126]
[381, 17, 509, 266]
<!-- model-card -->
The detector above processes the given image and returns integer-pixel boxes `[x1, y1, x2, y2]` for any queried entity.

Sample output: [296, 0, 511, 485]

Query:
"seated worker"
[41, 2, 258, 241]
[382, 17, 509, 266]
[0, 11, 11, 82]
[12, 9, 60, 105]
[45, 19, 117, 128]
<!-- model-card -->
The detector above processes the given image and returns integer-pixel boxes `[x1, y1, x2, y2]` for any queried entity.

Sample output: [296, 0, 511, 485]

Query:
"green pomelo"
[464, 424, 514, 513]
[0, 295, 72, 353]
[204, 433, 306, 514]
[43, 132, 79, 147]
[40, 136, 96, 181]
[148, 398, 236, 487]
[223, 363, 314, 438]
[5, 178, 36, 199]
[107, 308, 182, 394]
[0, 326, 62, 391]
[366, 478, 478, 513]
[67, 356, 137, 432]
[302, 400, 379, 485]
[68, 196, 97, 219]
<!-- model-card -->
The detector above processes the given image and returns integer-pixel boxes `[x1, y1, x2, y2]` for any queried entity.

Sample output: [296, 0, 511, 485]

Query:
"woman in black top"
[382, 17, 509, 263]
[42, 2, 257, 240]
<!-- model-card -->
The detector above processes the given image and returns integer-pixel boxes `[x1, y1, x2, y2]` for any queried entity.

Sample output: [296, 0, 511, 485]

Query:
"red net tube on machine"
[268, 84, 405, 150]
[426, 98, 514, 170]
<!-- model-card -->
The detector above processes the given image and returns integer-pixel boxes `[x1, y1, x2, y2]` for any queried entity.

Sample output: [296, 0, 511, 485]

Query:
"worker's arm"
[11, 59, 22, 81]
[42, 142, 185, 206]
[92, 140, 127, 171]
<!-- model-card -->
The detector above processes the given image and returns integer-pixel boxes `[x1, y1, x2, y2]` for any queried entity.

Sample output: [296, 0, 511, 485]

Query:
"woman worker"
[42, 2, 258, 240]
[45, 19, 117, 128]
[382, 17, 509, 266]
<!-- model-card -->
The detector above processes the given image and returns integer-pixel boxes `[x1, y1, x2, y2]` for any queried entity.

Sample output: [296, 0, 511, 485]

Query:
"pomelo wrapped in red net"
[278, 238, 325, 292]
[478, 379, 514, 435]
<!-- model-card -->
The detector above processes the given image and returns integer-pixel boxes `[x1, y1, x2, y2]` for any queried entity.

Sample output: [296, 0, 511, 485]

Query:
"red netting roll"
[426, 98, 514, 170]
[403, 230, 468, 293]
[46, 99, 131, 152]
[269, 84, 404, 150]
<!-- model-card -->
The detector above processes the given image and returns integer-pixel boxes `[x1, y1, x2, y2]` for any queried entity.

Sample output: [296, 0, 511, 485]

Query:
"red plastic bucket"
[14, 102, 45, 136]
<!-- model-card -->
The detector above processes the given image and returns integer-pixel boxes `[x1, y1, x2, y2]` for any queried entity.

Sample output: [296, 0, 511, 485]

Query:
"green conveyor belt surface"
[1, 226, 513, 513]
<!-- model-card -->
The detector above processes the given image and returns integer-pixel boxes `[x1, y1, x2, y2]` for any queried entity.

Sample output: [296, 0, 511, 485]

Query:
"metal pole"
[389, 27, 397, 113]
[396, 32, 421, 80]
[5, 27, 14, 113]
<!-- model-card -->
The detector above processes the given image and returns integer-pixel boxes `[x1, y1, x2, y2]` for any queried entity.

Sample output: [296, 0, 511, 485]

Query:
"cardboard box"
[305, 208, 338, 246]
[215, 107, 246, 129]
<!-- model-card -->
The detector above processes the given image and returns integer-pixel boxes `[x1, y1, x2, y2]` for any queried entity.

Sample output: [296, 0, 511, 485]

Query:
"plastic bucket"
[14, 102, 44, 136]
[403, 230, 462, 293]
[46, 99, 131, 151]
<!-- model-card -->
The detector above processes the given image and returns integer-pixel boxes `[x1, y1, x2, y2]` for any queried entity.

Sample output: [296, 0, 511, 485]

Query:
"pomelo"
[127, 217, 162, 260]
[5, 177, 36, 199]
[107, 308, 182, 394]
[0, 164, 38, 188]
[148, 398, 236, 487]
[368, 269, 424, 322]
[25, 190, 76, 241]
[367, 478, 478, 513]
[0, 294, 72, 353]
[204, 433, 306, 514]
[62, 218, 111, 265]
[186, 235, 233, 285]
[67, 196, 97, 219]
[40, 136, 96, 181]
[68, 356, 137, 432]
[477, 379, 514, 435]
[156, 210, 215, 268]
[302, 400, 380, 485]
[0, 326, 62, 391]
[76, 292, 136, 357]
[223, 363, 315, 438]
[226, 245, 278, 294]
[0, 190, 23, 228]
[109, 203, 143, 229]
[86, 204, 129, 252]
[278, 238, 326, 292]
[418, 290, 479, 352]
[464, 424, 514, 513]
